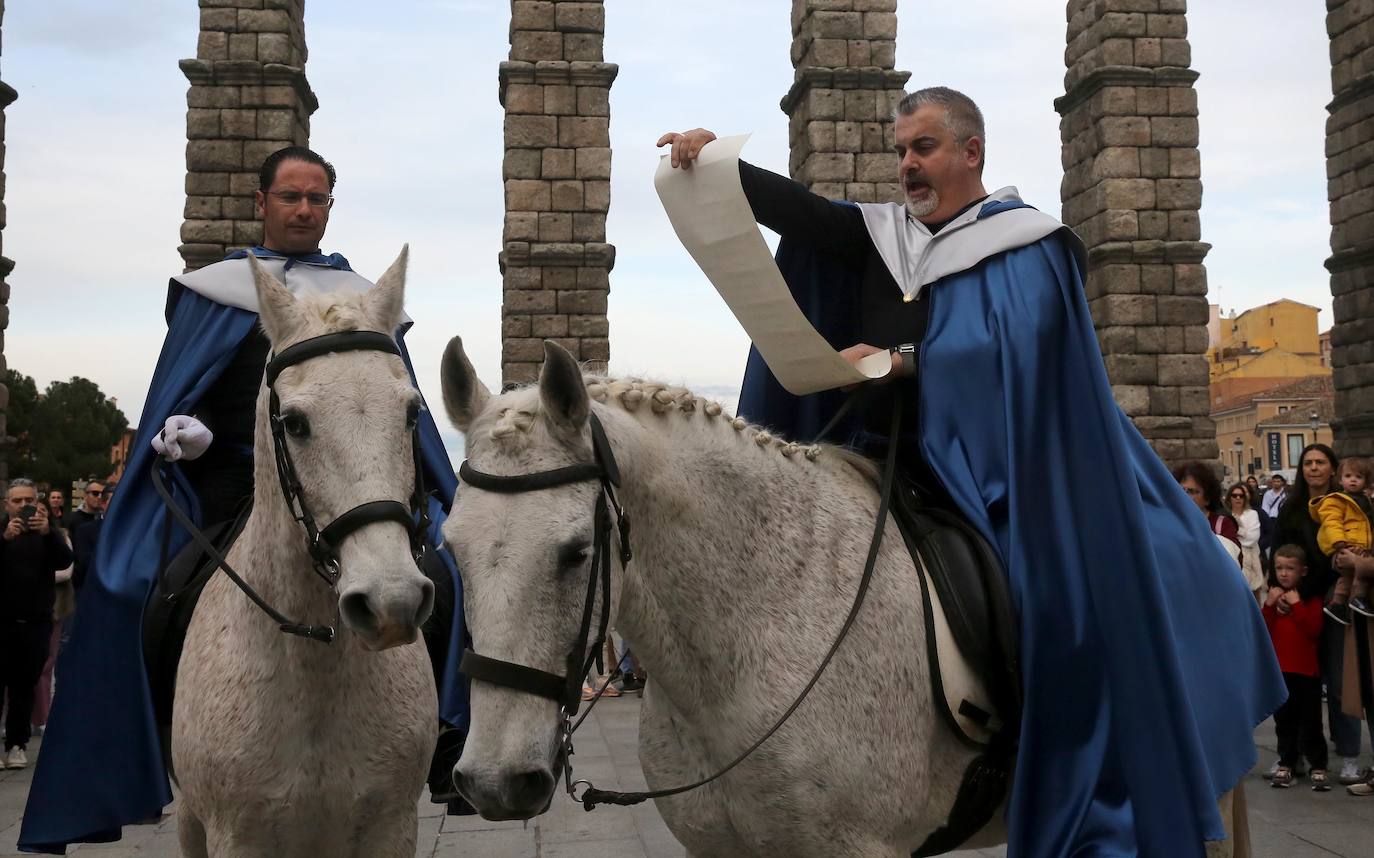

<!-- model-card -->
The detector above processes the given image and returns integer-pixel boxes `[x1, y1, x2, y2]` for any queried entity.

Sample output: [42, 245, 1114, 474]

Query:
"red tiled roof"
[1210, 375, 1334, 415]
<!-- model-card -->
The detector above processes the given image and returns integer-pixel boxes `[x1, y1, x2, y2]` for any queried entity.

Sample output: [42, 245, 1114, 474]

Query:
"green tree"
[3, 368, 40, 477]
[4, 371, 128, 488]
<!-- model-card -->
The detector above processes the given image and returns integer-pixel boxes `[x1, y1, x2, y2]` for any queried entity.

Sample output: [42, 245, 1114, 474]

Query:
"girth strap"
[459, 649, 566, 702]
[319, 499, 416, 551]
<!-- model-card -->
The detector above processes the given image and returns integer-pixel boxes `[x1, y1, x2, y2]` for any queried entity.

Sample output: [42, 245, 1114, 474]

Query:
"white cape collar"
[857, 187, 1071, 301]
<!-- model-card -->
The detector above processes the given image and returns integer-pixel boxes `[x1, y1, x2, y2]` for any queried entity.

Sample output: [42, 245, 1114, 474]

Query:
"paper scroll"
[654, 134, 890, 396]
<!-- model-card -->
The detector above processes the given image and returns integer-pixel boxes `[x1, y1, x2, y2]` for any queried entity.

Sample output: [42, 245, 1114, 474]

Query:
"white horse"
[173, 252, 437, 857]
[439, 338, 998, 858]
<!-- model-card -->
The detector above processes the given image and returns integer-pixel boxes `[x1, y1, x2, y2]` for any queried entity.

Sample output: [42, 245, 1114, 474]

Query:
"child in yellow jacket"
[1309, 456, 1374, 624]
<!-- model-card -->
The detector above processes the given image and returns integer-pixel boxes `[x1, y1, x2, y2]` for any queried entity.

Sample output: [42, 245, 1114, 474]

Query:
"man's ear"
[254, 190, 267, 220]
[964, 136, 984, 172]
[249, 252, 303, 345]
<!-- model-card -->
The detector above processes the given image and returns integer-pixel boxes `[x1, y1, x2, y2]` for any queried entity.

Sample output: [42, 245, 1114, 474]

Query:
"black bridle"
[456, 414, 632, 740]
[154, 330, 432, 644]
[457, 400, 902, 814]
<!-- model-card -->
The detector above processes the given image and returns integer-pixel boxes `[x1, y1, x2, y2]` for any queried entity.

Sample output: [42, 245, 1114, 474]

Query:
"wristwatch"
[889, 342, 916, 377]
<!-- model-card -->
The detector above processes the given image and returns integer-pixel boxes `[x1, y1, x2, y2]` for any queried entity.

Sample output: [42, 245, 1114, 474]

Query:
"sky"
[0, 1, 1335, 457]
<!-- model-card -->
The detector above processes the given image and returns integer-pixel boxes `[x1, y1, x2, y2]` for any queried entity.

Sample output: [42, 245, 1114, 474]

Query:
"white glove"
[152, 415, 214, 462]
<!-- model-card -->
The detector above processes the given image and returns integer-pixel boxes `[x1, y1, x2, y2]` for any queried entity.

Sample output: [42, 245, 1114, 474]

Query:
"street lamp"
[1310, 409, 1320, 445]
[1233, 437, 1244, 478]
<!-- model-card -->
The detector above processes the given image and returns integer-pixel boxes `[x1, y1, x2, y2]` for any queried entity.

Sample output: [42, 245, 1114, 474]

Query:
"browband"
[458, 461, 602, 493]
[266, 331, 400, 386]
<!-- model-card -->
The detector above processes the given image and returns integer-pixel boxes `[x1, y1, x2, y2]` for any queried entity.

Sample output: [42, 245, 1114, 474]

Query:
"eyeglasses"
[268, 191, 333, 208]
[86, 489, 104, 497]
[1229, 493, 1247, 499]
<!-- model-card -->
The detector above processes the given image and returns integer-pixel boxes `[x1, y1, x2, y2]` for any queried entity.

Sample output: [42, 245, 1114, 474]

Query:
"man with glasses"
[20, 147, 471, 853]
[65, 481, 105, 537]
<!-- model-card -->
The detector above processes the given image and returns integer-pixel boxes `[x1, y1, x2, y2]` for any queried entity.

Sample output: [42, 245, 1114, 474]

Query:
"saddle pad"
[915, 554, 997, 746]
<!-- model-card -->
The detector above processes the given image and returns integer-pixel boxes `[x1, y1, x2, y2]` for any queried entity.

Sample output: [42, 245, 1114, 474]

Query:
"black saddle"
[889, 474, 1022, 857]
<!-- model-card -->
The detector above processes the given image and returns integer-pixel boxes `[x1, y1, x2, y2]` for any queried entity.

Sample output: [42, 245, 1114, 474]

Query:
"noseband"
[154, 330, 432, 644]
[456, 413, 632, 765]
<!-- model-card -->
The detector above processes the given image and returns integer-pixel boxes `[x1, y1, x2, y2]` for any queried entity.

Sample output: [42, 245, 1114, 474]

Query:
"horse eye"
[557, 541, 591, 570]
[282, 411, 311, 439]
[405, 401, 420, 431]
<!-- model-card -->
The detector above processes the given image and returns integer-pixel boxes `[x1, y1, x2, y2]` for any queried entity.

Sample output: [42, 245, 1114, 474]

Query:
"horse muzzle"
[338, 575, 435, 650]
[453, 763, 556, 820]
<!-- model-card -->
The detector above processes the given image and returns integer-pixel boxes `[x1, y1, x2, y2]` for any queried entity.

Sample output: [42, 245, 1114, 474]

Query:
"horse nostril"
[506, 768, 555, 810]
[339, 590, 381, 637]
[414, 578, 436, 628]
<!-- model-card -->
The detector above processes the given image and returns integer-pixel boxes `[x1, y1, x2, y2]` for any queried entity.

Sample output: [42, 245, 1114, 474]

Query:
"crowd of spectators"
[1175, 447, 1374, 796]
[0, 478, 111, 770]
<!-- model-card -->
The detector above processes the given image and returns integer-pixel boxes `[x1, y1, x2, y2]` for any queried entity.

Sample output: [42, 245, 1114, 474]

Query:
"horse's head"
[250, 249, 435, 650]
[439, 337, 616, 819]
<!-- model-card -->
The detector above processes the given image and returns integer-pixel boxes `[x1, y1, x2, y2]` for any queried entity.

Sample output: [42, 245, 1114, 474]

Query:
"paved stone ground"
[3, 697, 1372, 856]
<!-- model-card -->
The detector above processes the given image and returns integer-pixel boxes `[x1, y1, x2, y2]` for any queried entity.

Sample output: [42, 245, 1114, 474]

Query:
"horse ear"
[440, 335, 491, 433]
[249, 252, 302, 345]
[365, 244, 408, 334]
[539, 341, 588, 433]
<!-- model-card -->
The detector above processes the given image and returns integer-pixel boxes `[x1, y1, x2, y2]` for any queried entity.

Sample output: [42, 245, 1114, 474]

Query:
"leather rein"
[457, 399, 901, 813]
[153, 330, 432, 644]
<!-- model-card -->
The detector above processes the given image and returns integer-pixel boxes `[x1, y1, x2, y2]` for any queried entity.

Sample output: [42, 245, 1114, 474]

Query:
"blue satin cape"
[739, 213, 1285, 856]
[19, 249, 468, 853]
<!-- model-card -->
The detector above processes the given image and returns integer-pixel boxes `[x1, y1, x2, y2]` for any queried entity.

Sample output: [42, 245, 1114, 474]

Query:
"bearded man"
[658, 86, 1284, 857]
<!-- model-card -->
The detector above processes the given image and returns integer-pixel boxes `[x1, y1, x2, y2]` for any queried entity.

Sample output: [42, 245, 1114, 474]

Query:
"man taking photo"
[1, 478, 74, 770]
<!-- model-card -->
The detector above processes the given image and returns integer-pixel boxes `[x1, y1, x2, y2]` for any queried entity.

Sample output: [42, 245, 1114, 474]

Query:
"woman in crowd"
[1269, 443, 1374, 786]
[1229, 481, 1266, 601]
[1174, 461, 1240, 554]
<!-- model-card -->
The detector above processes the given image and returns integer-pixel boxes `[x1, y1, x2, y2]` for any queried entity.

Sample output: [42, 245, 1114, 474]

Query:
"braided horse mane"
[479, 375, 880, 485]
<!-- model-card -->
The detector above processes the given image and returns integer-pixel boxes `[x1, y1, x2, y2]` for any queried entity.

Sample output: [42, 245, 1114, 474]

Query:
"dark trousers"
[1275, 672, 1327, 770]
[1, 618, 54, 750]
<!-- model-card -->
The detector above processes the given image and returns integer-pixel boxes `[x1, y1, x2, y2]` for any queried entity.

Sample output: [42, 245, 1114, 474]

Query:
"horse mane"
[482, 375, 881, 487]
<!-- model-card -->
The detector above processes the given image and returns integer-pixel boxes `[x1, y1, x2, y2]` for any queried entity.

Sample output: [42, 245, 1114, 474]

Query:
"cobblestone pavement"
[3, 696, 1372, 856]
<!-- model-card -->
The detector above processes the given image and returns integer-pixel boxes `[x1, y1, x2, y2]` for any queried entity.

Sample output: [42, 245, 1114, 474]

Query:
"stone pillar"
[499, 0, 617, 385]
[1326, 1, 1374, 455]
[178, 0, 316, 272]
[0, 0, 12, 485]
[1055, 0, 1215, 468]
[781, 0, 911, 201]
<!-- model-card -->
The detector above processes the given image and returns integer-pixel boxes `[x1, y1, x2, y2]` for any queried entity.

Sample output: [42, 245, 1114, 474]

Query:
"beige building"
[1212, 375, 1334, 482]
[1208, 299, 1329, 383]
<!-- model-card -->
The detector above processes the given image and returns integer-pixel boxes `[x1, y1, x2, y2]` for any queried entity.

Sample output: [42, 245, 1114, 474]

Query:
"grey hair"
[8, 478, 36, 491]
[894, 86, 986, 170]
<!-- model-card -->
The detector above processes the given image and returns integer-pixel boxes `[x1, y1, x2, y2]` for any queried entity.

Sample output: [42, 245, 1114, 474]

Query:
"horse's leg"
[177, 808, 208, 858]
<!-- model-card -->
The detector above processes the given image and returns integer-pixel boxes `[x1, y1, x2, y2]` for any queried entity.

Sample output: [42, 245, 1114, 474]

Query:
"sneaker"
[1310, 769, 1332, 791]
[1352, 597, 1374, 618]
[4, 746, 27, 770]
[1271, 766, 1296, 788]
[1325, 602, 1352, 625]
[1338, 757, 1363, 785]
[1264, 759, 1281, 779]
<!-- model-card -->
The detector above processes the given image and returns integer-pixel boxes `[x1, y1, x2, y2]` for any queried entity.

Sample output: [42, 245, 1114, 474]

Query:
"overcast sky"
[0, 1, 1335, 455]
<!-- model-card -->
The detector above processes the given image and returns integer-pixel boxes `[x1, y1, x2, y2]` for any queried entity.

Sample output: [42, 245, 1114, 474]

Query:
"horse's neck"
[610, 409, 871, 707]
[234, 384, 335, 624]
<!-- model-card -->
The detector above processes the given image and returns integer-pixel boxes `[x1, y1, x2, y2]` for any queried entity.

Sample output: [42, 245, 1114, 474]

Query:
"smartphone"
[18, 503, 36, 532]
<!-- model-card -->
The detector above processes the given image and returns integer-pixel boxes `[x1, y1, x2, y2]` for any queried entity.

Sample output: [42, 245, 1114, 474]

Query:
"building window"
[1288, 434, 1305, 468]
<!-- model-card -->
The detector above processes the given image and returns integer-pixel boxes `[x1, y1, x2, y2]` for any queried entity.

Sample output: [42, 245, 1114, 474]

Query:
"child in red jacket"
[1264, 544, 1330, 790]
